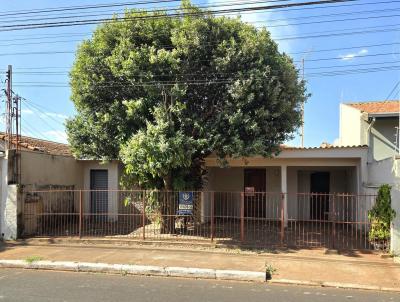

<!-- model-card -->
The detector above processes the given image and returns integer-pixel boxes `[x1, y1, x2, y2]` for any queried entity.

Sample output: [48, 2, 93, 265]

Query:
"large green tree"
[67, 1, 308, 191]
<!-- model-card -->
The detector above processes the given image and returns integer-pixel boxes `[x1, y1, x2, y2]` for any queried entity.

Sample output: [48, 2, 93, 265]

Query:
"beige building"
[0, 134, 121, 239]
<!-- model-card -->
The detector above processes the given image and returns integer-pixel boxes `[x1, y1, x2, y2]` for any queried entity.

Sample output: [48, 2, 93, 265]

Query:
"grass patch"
[25, 256, 44, 264]
[265, 263, 277, 280]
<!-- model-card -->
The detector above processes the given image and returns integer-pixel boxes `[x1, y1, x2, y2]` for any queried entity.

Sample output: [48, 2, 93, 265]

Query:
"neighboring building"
[339, 100, 400, 192]
[0, 133, 120, 239]
[339, 100, 399, 161]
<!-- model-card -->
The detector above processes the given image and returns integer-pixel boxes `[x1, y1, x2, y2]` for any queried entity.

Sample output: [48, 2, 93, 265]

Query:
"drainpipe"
[366, 117, 376, 146]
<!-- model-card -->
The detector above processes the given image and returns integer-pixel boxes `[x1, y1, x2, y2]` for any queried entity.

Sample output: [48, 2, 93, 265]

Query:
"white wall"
[367, 157, 399, 189]
[0, 156, 6, 235]
[20, 150, 83, 189]
[370, 118, 399, 161]
[392, 188, 400, 255]
[366, 157, 400, 254]
[339, 104, 364, 146]
[266, 167, 281, 192]
[82, 161, 120, 221]
[208, 167, 243, 217]
[2, 185, 18, 240]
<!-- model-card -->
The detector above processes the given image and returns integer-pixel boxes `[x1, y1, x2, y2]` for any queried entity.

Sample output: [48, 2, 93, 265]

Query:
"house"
[0, 100, 398, 252]
[339, 100, 400, 191]
[0, 133, 120, 239]
[200, 100, 399, 249]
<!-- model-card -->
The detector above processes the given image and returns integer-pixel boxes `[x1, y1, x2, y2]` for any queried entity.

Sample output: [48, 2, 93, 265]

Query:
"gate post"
[211, 192, 215, 242]
[79, 190, 83, 239]
[280, 193, 285, 246]
[240, 192, 245, 243]
[142, 191, 146, 240]
[331, 193, 336, 249]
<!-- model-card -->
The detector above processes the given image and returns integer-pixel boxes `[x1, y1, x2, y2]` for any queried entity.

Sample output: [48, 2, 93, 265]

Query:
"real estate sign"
[177, 192, 193, 215]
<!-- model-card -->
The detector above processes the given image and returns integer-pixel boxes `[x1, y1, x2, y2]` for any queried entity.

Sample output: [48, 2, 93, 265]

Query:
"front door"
[310, 172, 330, 220]
[90, 170, 108, 219]
[244, 169, 266, 217]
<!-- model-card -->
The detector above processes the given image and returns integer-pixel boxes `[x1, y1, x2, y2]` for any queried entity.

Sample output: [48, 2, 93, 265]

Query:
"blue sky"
[0, 0, 399, 146]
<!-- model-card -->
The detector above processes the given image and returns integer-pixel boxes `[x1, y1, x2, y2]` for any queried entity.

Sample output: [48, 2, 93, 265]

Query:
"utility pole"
[4, 65, 21, 184]
[13, 94, 21, 184]
[301, 58, 305, 148]
[5, 65, 12, 150]
[299, 49, 313, 148]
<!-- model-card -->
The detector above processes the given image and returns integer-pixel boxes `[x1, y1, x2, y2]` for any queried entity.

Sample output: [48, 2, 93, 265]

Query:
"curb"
[0, 260, 265, 282]
[0, 260, 399, 292]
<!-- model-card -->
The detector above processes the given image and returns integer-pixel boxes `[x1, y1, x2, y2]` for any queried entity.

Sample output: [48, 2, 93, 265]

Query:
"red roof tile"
[0, 133, 71, 156]
[347, 100, 399, 114]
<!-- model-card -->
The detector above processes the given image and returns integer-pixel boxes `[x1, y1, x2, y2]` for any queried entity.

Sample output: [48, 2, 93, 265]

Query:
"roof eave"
[368, 112, 399, 118]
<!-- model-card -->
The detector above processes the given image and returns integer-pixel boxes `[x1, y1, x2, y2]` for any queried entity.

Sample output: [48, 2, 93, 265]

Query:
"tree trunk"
[161, 174, 175, 234]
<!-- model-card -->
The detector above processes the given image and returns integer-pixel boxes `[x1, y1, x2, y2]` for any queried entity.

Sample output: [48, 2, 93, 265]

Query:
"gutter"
[364, 182, 400, 189]
[368, 112, 399, 118]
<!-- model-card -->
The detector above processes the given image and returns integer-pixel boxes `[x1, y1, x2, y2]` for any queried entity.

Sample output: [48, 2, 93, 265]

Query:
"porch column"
[281, 165, 288, 227]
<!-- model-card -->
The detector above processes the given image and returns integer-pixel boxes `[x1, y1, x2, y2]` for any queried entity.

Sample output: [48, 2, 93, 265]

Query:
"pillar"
[391, 188, 400, 256]
[281, 165, 288, 227]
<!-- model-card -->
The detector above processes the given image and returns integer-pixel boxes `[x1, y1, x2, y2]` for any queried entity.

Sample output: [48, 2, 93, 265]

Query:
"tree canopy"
[67, 0, 308, 190]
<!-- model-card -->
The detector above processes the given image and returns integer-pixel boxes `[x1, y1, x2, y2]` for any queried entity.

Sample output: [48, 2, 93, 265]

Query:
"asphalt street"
[0, 269, 398, 302]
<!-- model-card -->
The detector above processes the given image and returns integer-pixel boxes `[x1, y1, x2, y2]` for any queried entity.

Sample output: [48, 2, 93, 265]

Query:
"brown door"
[244, 169, 266, 217]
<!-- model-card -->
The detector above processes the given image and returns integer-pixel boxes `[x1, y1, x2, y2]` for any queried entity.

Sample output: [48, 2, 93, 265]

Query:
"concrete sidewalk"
[0, 241, 399, 290]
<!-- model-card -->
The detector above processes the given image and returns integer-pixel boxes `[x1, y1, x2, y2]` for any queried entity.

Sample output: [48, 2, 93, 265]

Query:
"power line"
[2, 21, 400, 52]
[385, 81, 400, 100]
[2, 0, 394, 20]
[20, 97, 68, 125]
[4, 1, 400, 29]
[0, 0, 182, 17]
[5, 1, 400, 41]
[4, 40, 400, 62]
[2, 51, 398, 71]
[12, 59, 400, 76]
[11, 65, 400, 90]
[3, 0, 399, 25]
[0, 0, 358, 32]
[0, 0, 294, 22]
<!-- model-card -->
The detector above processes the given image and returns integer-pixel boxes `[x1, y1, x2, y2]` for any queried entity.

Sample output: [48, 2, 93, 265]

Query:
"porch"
[20, 146, 376, 250]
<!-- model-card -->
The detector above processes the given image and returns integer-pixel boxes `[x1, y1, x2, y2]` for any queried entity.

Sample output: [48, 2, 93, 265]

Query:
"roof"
[346, 100, 399, 114]
[0, 133, 72, 157]
[281, 144, 368, 150]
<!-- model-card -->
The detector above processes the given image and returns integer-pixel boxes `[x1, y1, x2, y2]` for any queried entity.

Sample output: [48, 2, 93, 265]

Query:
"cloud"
[40, 112, 69, 120]
[339, 49, 368, 61]
[333, 138, 340, 146]
[44, 130, 68, 143]
[206, 0, 296, 53]
[21, 109, 34, 115]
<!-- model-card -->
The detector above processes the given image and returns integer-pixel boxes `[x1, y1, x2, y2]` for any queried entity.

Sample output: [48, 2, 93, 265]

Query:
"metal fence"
[21, 190, 377, 250]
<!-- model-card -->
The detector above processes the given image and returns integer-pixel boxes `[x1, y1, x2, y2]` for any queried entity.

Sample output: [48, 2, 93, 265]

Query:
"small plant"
[25, 256, 44, 264]
[265, 263, 277, 280]
[368, 185, 396, 251]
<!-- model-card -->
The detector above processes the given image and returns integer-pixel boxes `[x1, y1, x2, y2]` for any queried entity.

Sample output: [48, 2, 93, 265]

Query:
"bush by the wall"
[368, 185, 396, 248]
